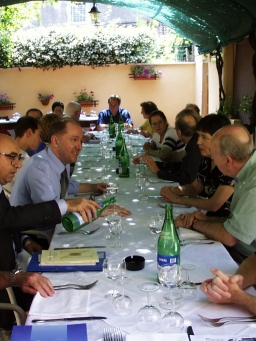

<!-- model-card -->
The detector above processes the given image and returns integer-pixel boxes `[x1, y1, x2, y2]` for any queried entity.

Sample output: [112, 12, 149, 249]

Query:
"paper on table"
[178, 227, 207, 240]
[126, 334, 188, 341]
[191, 335, 256, 341]
[29, 290, 90, 317]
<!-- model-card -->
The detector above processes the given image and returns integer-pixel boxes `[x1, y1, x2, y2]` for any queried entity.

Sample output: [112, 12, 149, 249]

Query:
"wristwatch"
[10, 268, 23, 287]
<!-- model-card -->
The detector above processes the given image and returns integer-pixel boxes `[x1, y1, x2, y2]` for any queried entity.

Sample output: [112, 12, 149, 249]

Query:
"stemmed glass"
[148, 215, 164, 249]
[137, 282, 161, 332]
[180, 264, 197, 300]
[136, 174, 149, 202]
[90, 123, 96, 131]
[105, 208, 123, 247]
[112, 261, 132, 316]
[158, 264, 184, 333]
[103, 256, 124, 300]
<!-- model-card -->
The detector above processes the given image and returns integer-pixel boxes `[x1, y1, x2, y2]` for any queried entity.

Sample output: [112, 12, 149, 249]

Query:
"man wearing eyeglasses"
[97, 94, 133, 131]
[0, 133, 102, 330]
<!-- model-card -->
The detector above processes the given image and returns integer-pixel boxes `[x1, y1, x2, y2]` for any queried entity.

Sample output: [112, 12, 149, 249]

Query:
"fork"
[58, 226, 100, 235]
[54, 279, 98, 290]
[180, 241, 214, 246]
[103, 328, 112, 341]
[198, 314, 256, 327]
[113, 328, 123, 341]
[198, 313, 256, 323]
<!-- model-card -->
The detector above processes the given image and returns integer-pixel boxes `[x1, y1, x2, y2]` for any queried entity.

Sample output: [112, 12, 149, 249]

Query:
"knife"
[32, 316, 107, 323]
[54, 246, 106, 250]
[187, 326, 194, 341]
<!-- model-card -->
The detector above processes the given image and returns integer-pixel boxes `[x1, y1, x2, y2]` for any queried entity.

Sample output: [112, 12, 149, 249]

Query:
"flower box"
[0, 103, 16, 110]
[40, 99, 50, 106]
[78, 100, 99, 107]
[129, 74, 159, 80]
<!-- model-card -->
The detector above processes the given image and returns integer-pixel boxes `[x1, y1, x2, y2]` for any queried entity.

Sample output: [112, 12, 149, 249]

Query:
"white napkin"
[178, 227, 207, 240]
[126, 334, 188, 341]
[29, 289, 90, 317]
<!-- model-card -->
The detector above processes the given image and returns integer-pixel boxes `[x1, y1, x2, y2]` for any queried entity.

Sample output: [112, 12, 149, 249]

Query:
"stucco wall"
[0, 63, 196, 127]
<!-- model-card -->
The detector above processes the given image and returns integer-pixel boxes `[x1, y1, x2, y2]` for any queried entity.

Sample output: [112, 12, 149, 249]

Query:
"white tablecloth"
[26, 141, 256, 340]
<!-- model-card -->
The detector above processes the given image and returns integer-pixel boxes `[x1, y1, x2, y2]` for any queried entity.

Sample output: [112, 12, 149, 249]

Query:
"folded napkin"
[126, 334, 188, 341]
[178, 227, 207, 240]
[29, 289, 90, 317]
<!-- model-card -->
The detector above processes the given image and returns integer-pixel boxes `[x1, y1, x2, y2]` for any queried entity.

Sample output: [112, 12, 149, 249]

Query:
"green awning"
[0, 0, 256, 53]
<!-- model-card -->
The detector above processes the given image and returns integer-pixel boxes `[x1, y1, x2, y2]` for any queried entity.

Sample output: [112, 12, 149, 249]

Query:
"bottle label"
[118, 162, 122, 174]
[70, 212, 84, 226]
[157, 253, 179, 266]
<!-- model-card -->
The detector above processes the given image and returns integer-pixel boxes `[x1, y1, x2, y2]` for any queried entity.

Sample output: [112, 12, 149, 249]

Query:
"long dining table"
[24, 133, 256, 340]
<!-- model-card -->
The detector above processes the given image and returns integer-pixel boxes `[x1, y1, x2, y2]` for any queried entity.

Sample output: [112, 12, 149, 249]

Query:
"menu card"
[40, 248, 99, 265]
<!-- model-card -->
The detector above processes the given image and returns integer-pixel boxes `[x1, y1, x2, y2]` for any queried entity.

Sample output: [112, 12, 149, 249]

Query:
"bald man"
[175, 125, 256, 260]
[141, 109, 202, 185]
[64, 101, 97, 143]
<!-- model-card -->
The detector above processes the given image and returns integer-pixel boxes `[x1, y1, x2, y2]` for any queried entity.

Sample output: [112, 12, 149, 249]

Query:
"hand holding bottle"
[65, 198, 102, 223]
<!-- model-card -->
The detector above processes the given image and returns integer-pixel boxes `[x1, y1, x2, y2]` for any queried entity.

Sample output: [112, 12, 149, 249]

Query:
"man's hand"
[90, 134, 99, 140]
[133, 155, 145, 164]
[91, 183, 107, 194]
[101, 205, 132, 217]
[66, 198, 102, 222]
[15, 272, 55, 298]
[175, 211, 207, 228]
[124, 123, 133, 129]
[23, 238, 42, 255]
[143, 142, 151, 152]
[160, 186, 181, 203]
[143, 155, 160, 174]
[200, 268, 244, 304]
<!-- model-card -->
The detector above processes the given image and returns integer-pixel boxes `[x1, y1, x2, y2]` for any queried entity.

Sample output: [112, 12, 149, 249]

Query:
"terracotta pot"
[40, 99, 50, 106]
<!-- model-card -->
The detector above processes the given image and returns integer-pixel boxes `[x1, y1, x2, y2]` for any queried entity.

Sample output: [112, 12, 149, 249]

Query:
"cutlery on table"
[198, 313, 256, 323]
[147, 179, 174, 183]
[187, 326, 194, 341]
[103, 328, 123, 341]
[53, 279, 98, 290]
[198, 314, 256, 327]
[54, 246, 106, 250]
[180, 240, 214, 246]
[57, 226, 100, 236]
[32, 316, 107, 323]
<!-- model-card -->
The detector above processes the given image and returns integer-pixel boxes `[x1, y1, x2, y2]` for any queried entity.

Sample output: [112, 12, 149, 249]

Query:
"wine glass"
[148, 215, 164, 249]
[180, 264, 197, 300]
[105, 208, 123, 247]
[158, 264, 184, 333]
[90, 123, 96, 131]
[136, 174, 149, 202]
[112, 261, 132, 316]
[137, 282, 161, 332]
[102, 256, 124, 300]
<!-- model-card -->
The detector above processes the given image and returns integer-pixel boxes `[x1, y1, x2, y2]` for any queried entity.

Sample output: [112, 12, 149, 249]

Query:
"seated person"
[160, 114, 234, 217]
[40, 113, 62, 144]
[3, 116, 42, 198]
[97, 94, 133, 130]
[52, 101, 64, 116]
[185, 103, 201, 120]
[200, 253, 256, 315]
[133, 110, 185, 163]
[142, 108, 201, 185]
[26, 108, 43, 120]
[64, 101, 97, 143]
[128, 101, 158, 137]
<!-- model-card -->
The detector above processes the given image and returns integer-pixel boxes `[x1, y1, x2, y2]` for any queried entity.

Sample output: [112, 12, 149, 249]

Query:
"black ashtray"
[125, 255, 145, 271]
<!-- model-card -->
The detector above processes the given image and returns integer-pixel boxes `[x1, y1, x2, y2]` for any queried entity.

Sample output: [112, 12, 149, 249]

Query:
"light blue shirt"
[10, 147, 78, 208]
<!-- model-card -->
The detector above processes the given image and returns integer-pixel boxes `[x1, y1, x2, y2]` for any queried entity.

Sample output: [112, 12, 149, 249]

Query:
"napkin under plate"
[178, 227, 207, 240]
[29, 289, 90, 317]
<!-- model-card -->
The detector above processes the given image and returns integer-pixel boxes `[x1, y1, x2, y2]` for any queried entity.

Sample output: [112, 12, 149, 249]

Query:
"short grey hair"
[219, 129, 254, 161]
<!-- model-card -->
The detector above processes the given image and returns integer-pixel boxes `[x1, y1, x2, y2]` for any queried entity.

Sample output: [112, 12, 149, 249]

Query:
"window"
[71, 3, 87, 23]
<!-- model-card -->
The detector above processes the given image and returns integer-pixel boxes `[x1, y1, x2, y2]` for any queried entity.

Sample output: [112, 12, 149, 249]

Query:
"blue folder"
[26, 251, 105, 272]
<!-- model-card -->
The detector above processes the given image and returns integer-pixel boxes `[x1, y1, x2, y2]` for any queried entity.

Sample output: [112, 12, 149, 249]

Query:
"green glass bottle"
[115, 124, 123, 159]
[62, 197, 116, 232]
[157, 203, 180, 267]
[118, 113, 124, 131]
[118, 140, 130, 178]
[109, 115, 116, 138]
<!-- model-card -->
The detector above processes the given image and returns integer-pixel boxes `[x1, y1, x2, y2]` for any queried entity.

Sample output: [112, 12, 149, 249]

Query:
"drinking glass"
[112, 261, 132, 316]
[180, 264, 197, 300]
[103, 256, 124, 300]
[105, 208, 123, 247]
[148, 215, 164, 249]
[158, 264, 184, 333]
[136, 174, 149, 202]
[90, 123, 96, 131]
[137, 282, 161, 332]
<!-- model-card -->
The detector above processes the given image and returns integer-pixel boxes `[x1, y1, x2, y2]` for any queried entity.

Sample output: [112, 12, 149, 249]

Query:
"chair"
[21, 230, 51, 246]
[0, 287, 26, 326]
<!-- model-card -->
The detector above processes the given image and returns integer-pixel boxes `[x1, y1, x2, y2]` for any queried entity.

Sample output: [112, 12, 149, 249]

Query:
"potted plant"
[130, 65, 163, 80]
[238, 94, 253, 124]
[0, 93, 15, 110]
[73, 89, 98, 107]
[38, 93, 54, 106]
[217, 97, 234, 118]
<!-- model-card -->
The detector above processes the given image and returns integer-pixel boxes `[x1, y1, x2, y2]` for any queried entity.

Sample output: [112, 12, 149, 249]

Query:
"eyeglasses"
[151, 120, 164, 127]
[0, 152, 25, 165]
